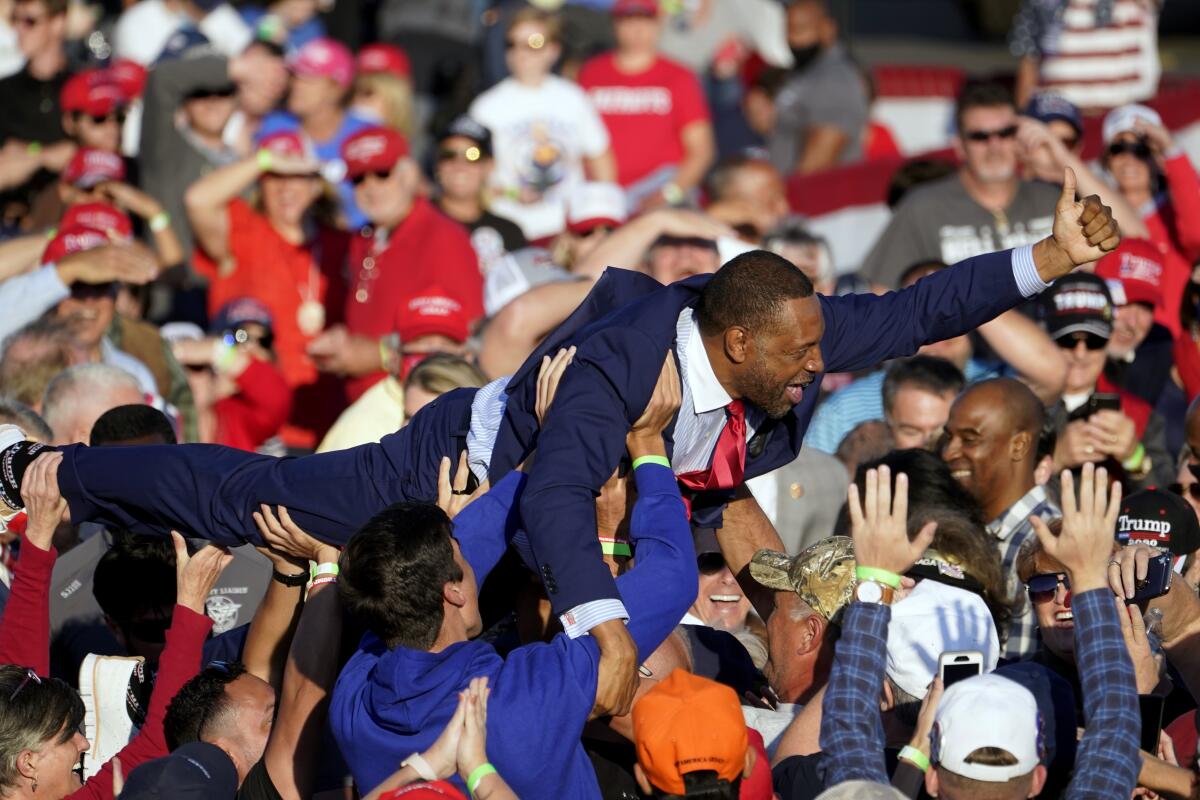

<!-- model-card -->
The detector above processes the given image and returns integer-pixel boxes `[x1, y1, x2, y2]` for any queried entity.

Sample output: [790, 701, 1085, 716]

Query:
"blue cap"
[211, 297, 274, 334]
[1024, 92, 1083, 137]
[119, 742, 238, 800]
[155, 28, 211, 64]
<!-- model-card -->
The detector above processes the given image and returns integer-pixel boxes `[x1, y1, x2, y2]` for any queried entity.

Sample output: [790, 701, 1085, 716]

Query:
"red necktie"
[677, 400, 747, 493]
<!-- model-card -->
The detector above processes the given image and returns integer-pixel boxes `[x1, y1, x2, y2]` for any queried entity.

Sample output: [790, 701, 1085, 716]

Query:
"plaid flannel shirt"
[988, 485, 1059, 660]
[818, 591, 1140, 797]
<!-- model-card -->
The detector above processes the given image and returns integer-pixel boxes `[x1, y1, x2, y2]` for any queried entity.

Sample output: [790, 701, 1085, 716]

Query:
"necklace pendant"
[355, 288, 369, 303]
[297, 300, 326, 336]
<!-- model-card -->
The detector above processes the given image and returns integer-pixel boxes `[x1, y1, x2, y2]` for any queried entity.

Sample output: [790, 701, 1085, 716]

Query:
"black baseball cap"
[439, 115, 493, 158]
[1040, 273, 1114, 342]
[1116, 488, 1200, 557]
[119, 742, 238, 800]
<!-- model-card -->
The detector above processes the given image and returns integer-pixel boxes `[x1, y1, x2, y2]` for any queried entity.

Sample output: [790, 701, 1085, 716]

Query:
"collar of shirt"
[987, 484, 1054, 542]
[680, 307, 731, 414]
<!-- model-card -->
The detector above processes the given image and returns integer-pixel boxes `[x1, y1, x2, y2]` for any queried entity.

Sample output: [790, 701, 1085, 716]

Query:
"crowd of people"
[0, 0, 1196, 797]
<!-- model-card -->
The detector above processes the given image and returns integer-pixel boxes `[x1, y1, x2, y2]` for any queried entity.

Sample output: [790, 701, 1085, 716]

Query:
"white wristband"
[400, 752, 438, 782]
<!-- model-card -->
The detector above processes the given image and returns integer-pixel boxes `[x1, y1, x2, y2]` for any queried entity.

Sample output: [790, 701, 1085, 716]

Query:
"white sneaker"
[79, 654, 145, 780]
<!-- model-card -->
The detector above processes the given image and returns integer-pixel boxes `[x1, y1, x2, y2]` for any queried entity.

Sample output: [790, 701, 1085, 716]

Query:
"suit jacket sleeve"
[819, 248, 1025, 373]
[519, 325, 664, 614]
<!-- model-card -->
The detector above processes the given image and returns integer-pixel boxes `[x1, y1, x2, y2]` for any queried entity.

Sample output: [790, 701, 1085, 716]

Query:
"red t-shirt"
[578, 53, 710, 187]
[193, 200, 350, 448]
[344, 197, 484, 399]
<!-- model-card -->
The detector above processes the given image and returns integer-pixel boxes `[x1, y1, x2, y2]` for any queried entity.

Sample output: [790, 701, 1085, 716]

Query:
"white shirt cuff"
[1011, 244, 1049, 298]
[560, 599, 629, 639]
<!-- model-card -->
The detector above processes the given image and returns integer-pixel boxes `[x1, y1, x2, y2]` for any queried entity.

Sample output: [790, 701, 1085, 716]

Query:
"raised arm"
[975, 309, 1066, 404]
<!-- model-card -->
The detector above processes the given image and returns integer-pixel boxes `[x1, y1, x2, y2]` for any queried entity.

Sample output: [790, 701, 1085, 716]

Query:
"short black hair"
[954, 79, 1016, 133]
[896, 259, 947, 290]
[338, 503, 463, 650]
[93, 535, 176, 625]
[886, 158, 956, 209]
[163, 661, 247, 751]
[695, 250, 813, 338]
[90, 404, 177, 446]
[881, 357, 965, 417]
[650, 771, 741, 799]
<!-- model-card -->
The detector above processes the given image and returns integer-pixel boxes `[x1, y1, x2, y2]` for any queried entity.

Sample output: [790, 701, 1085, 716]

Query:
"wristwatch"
[854, 579, 894, 606]
[272, 569, 308, 587]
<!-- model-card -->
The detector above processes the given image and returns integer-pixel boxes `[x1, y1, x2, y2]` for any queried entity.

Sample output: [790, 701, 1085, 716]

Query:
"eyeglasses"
[963, 125, 1018, 143]
[1169, 482, 1200, 502]
[1055, 332, 1108, 351]
[350, 168, 393, 186]
[506, 33, 547, 51]
[9, 667, 42, 701]
[1027, 572, 1069, 602]
[697, 552, 726, 575]
[1107, 140, 1152, 159]
[186, 87, 236, 101]
[438, 146, 482, 164]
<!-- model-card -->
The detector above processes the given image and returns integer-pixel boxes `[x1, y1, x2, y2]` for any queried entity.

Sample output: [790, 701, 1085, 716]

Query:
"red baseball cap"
[63, 148, 126, 188]
[42, 225, 109, 264]
[258, 131, 319, 171]
[356, 43, 411, 79]
[287, 37, 355, 89]
[377, 781, 466, 800]
[613, 0, 660, 16]
[341, 126, 409, 179]
[61, 202, 132, 239]
[61, 69, 127, 117]
[1095, 237, 1165, 308]
[108, 60, 148, 100]
[398, 289, 469, 343]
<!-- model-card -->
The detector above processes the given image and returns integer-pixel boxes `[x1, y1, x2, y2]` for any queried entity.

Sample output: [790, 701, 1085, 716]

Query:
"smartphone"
[1139, 694, 1165, 753]
[938, 650, 984, 688]
[1090, 393, 1122, 414]
[1130, 552, 1174, 605]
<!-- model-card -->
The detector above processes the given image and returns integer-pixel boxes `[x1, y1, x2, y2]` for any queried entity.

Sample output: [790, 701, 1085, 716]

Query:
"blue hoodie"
[331, 464, 696, 799]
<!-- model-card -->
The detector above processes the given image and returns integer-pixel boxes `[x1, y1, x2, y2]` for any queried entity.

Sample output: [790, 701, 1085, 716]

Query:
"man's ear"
[1028, 764, 1047, 797]
[742, 745, 756, 778]
[443, 580, 466, 609]
[925, 767, 939, 797]
[723, 327, 751, 364]
[795, 612, 825, 655]
[1011, 430, 1033, 462]
[879, 679, 895, 712]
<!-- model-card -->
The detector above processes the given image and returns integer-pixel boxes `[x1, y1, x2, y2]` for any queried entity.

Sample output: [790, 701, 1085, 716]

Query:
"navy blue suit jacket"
[56, 248, 1028, 614]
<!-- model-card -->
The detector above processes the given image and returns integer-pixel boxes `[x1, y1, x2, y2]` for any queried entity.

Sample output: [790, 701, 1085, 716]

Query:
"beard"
[740, 359, 794, 419]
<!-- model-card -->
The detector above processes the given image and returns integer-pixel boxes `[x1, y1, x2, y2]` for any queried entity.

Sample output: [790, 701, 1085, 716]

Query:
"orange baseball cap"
[632, 669, 748, 795]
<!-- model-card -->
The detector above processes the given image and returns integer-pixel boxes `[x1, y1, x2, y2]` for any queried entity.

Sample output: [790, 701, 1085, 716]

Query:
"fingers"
[864, 466, 879, 524]
[1029, 515, 1054, 552]
[1127, 597, 1148, 640]
[170, 530, 187, 566]
[878, 465, 893, 524]
[1115, 595, 1135, 639]
[846, 482, 863, 530]
[891, 470, 907, 523]
[912, 520, 938, 555]
[1104, 478, 1123, 535]
[453, 450, 470, 493]
[1060, 468, 1078, 518]
[1059, 166, 1078, 208]
[437, 456, 452, 507]
[1120, 547, 1138, 600]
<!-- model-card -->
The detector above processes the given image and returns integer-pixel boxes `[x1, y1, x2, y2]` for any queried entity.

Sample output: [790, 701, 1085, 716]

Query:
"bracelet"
[898, 745, 930, 773]
[854, 565, 902, 589]
[599, 536, 632, 557]
[256, 148, 274, 172]
[400, 752, 437, 782]
[631, 455, 670, 470]
[272, 569, 308, 587]
[308, 575, 337, 590]
[311, 562, 339, 579]
[467, 763, 498, 797]
[149, 211, 171, 233]
[1121, 443, 1146, 472]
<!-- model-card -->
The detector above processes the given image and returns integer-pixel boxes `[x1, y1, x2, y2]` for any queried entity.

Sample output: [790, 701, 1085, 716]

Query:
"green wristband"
[256, 148, 274, 172]
[600, 541, 633, 557]
[467, 763, 498, 797]
[1121, 443, 1146, 471]
[855, 565, 902, 589]
[898, 745, 930, 773]
[631, 455, 670, 470]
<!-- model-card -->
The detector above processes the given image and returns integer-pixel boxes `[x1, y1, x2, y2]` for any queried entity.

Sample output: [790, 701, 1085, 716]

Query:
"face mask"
[790, 43, 822, 70]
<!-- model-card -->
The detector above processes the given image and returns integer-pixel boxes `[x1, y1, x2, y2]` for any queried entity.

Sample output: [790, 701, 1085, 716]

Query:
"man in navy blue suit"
[0, 169, 1119, 716]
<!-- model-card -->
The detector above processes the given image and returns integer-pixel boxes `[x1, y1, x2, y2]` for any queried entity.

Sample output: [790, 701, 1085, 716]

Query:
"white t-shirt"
[469, 75, 610, 241]
[113, 0, 251, 65]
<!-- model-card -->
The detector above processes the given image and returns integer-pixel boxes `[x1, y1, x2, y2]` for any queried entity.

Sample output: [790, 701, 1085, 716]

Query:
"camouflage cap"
[749, 536, 856, 622]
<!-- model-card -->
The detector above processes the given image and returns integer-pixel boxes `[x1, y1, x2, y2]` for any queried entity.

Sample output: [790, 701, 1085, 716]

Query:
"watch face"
[856, 580, 883, 603]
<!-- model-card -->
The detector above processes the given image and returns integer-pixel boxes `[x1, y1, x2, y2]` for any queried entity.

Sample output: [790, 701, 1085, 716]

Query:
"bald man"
[942, 378, 1059, 659]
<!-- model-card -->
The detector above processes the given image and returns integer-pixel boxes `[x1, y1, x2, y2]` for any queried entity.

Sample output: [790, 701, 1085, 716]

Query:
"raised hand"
[846, 465, 937, 575]
[172, 531, 233, 615]
[1029, 463, 1121, 593]
[1049, 167, 1121, 268]
[253, 503, 339, 566]
[436, 451, 489, 520]
[19, 451, 66, 552]
[627, 350, 681, 455]
[535, 346, 575, 425]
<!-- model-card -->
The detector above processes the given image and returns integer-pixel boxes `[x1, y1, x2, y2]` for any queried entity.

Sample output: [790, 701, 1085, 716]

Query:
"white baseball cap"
[1102, 103, 1163, 144]
[932, 673, 1041, 782]
[885, 580, 999, 698]
[567, 182, 627, 234]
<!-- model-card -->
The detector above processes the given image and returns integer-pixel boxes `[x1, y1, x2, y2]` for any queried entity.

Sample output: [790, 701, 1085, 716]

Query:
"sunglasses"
[438, 146, 482, 164]
[186, 87, 236, 101]
[8, 667, 41, 701]
[83, 111, 127, 125]
[1055, 332, 1108, 351]
[697, 552, 726, 575]
[350, 168, 393, 186]
[1107, 140, 1152, 159]
[1169, 482, 1200, 502]
[506, 33, 547, 51]
[963, 125, 1018, 143]
[1027, 572, 1070, 601]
